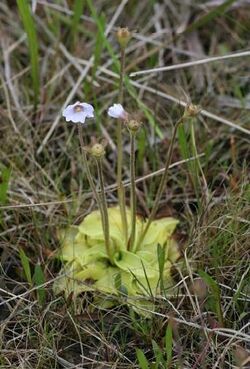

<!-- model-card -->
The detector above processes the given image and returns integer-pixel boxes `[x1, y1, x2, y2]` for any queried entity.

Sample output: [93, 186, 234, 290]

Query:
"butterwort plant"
[54, 28, 200, 313]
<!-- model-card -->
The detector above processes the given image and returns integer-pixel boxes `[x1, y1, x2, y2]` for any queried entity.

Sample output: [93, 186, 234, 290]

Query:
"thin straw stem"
[78, 125, 111, 260]
[77, 124, 99, 202]
[128, 131, 136, 251]
[95, 158, 111, 260]
[117, 46, 128, 243]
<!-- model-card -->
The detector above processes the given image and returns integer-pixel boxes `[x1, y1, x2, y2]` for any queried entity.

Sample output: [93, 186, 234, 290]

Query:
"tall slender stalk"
[77, 124, 100, 202]
[128, 131, 136, 251]
[136, 117, 183, 249]
[117, 46, 128, 243]
[118, 48, 125, 103]
[78, 125, 111, 260]
[95, 158, 111, 260]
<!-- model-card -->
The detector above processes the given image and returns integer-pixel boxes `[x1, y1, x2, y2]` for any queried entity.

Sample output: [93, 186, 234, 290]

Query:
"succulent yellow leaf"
[162, 261, 172, 280]
[78, 207, 131, 250]
[120, 271, 140, 296]
[94, 267, 119, 294]
[76, 243, 108, 265]
[134, 272, 159, 295]
[167, 239, 181, 263]
[114, 250, 157, 278]
[54, 206, 180, 314]
[58, 226, 89, 261]
[141, 218, 179, 249]
[75, 260, 107, 281]
[136, 250, 157, 264]
[53, 263, 94, 296]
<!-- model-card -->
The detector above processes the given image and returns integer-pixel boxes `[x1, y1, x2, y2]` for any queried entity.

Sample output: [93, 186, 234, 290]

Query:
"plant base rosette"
[54, 207, 180, 313]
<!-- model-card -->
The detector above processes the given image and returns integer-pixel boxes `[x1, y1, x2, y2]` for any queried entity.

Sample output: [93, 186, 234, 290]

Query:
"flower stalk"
[127, 119, 141, 251]
[77, 124, 100, 203]
[128, 131, 136, 251]
[116, 32, 129, 244]
[95, 156, 111, 261]
[78, 126, 111, 260]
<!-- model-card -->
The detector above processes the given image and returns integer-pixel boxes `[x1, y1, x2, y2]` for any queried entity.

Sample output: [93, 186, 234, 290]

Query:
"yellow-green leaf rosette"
[54, 207, 180, 313]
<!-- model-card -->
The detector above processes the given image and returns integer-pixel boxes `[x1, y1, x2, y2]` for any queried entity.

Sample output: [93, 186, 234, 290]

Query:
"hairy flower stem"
[77, 125, 100, 203]
[95, 158, 112, 261]
[117, 46, 128, 243]
[119, 48, 125, 103]
[128, 131, 137, 251]
[78, 125, 111, 260]
[136, 117, 184, 248]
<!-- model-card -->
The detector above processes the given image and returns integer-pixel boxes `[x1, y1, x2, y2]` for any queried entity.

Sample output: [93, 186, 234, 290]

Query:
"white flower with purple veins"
[62, 102, 94, 124]
[107, 103, 128, 120]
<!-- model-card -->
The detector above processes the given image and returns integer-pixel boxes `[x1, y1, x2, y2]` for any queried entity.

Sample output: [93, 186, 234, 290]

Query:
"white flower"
[107, 103, 128, 119]
[62, 102, 94, 124]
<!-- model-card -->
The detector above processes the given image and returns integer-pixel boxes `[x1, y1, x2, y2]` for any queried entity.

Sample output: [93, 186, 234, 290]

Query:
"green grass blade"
[136, 348, 150, 369]
[17, 0, 39, 107]
[33, 263, 46, 305]
[0, 165, 11, 205]
[152, 339, 164, 366]
[199, 270, 224, 326]
[86, 0, 118, 68]
[177, 122, 190, 160]
[92, 14, 105, 78]
[177, 121, 201, 204]
[70, 0, 85, 49]
[137, 129, 147, 167]
[114, 272, 122, 291]
[177, 122, 193, 175]
[157, 244, 165, 292]
[189, 119, 203, 200]
[184, 0, 238, 34]
[165, 322, 173, 367]
[157, 244, 165, 277]
[19, 249, 32, 285]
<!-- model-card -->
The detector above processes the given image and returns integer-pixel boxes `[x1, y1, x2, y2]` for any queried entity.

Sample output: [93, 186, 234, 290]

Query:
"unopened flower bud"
[90, 143, 105, 158]
[184, 104, 200, 118]
[127, 119, 141, 133]
[117, 27, 131, 49]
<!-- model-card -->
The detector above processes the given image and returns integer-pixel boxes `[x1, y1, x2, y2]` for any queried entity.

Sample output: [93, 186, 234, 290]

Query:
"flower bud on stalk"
[117, 27, 131, 49]
[127, 119, 141, 251]
[127, 119, 142, 133]
[114, 28, 131, 245]
[90, 141, 111, 261]
[90, 143, 106, 159]
[62, 102, 111, 257]
[184, 104, 200, 118]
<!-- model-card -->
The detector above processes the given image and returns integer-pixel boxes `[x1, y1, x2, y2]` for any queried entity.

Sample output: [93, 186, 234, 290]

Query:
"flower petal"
[107, 103, 127, 119]
[62, 102, 94, 124]
[82, 103, 94, 118]
[70, 112, 87, 124]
